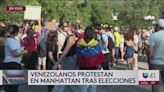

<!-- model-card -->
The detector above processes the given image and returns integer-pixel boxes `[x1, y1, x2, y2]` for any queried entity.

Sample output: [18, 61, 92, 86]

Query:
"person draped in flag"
[77, 27, 104, 92]
[77, 27, 104, 69]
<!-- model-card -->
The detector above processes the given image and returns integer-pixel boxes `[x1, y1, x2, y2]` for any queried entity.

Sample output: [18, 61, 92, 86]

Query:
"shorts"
[115, 47, 120, 59]
[124, 46, 134, 60]
[38, 57, 47, 66]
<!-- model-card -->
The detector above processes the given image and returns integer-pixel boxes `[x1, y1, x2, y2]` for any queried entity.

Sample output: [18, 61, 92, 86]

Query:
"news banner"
[0, 70, 159, 85]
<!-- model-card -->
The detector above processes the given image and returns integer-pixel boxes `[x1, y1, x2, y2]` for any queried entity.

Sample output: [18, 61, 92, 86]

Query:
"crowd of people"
[0, 18, 164, 92]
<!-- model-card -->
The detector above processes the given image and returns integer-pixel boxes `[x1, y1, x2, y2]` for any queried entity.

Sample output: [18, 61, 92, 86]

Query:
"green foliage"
[0, 0, 163, 28]
[112, 0, 163, 28]
[0, 0, 41, 24]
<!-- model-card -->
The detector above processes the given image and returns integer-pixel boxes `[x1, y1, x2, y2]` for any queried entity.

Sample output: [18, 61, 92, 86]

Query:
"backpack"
[37, 28, 47, 57]
[101, 34, 115, 52]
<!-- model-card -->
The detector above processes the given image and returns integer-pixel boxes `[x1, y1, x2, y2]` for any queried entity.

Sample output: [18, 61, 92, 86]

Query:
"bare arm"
[104, 41, 108, 50]
[48, 51, 55, 64]
[57, 36, 75, 64]
[147, 45, 153, 63]
[120, 47, 124, 60]
[11, 50, 27, 57]
[37, 19, 41, 28]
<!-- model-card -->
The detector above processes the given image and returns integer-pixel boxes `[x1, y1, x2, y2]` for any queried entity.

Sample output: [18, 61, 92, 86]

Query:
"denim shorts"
[124, 46, 134, 60]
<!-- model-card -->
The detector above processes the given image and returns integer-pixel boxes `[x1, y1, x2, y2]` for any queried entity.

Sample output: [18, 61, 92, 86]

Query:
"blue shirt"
[148, 31, 164, 65]
[100, 33, 108, 51]
[4, 38, 22, 64]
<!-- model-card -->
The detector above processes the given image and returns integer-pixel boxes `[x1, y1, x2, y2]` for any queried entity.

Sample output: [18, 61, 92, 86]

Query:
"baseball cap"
[152, 19, 164, 28]
[7, 25, 19, 34]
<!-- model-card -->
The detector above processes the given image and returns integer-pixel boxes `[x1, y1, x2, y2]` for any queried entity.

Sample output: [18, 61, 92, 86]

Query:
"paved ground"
[17, 85, 152, 92]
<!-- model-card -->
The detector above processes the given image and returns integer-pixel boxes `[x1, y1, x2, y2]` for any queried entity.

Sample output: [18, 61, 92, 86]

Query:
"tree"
[0, 0, 40, 24]
[112, 0, 163, 28]
[0, 0, 163, 28]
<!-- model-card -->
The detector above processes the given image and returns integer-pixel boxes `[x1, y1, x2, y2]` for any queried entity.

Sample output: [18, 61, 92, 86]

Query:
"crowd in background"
[0, 18, 164, 92]
[0, 19, 153, 71]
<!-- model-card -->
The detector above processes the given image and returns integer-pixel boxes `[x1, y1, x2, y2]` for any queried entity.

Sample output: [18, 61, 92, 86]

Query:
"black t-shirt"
[46, 42, 57, 61]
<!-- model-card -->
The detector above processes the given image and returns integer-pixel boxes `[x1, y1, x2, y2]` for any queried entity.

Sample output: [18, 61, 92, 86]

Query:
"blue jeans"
[52, 85, 80, 92]
[78, 68, 97, 92]
[115, 47, 120, 59]
[60, 55, 78, 70]
[52, 55, 80, 92]
[79, 85, 97, 92]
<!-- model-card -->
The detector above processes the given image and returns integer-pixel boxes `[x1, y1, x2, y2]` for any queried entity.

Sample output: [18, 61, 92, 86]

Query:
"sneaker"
[111, 63, 116, 67]
[133, 67, 138, 70]
[115, 60, 119, 64]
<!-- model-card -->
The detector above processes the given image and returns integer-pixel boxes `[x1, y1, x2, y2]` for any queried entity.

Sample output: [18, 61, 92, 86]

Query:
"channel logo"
[139, 71, 160, 85]
[143, 72, 149, 79]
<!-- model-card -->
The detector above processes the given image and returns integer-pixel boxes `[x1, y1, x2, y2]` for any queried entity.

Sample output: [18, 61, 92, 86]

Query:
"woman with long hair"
[124, 30, 135, 70]
[46, 30, 58, 70]
[46, 30, 58, 92]
[52, 21, 79, 92]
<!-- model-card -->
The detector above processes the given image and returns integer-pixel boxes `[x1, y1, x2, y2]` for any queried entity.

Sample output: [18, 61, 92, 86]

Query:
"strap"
[101, 33, 108, 44]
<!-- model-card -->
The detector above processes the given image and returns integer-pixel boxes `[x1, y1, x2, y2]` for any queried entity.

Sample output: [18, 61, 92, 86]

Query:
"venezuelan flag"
[77, 39, 104, 68]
